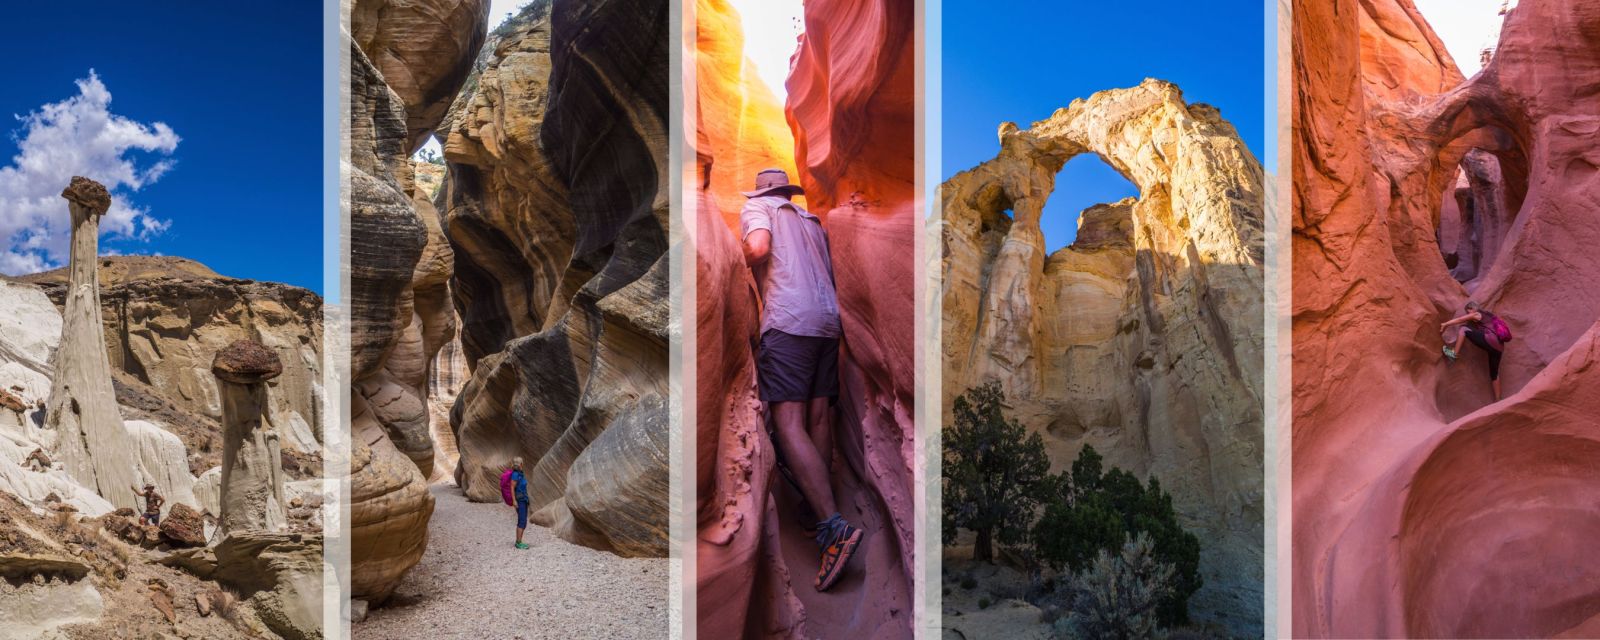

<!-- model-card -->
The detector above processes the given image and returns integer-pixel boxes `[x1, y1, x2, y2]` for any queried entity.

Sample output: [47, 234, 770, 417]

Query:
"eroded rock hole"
[1041, 154, 1139, 254]
[1433, 128, 1528, 289]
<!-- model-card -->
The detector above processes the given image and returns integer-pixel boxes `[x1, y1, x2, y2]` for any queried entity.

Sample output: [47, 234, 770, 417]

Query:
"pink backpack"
[1488, 315, 1513, 343]
[499, 469, 515, 506]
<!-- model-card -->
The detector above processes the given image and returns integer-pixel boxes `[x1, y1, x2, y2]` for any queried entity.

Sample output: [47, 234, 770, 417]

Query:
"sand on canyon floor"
[353, 482, 669, 639]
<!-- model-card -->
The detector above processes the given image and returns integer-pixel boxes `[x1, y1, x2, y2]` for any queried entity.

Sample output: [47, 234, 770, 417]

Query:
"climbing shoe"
[1442, 345, 1457, 361]
[813, 513, 863, 592]
[514, 542, 530, 550]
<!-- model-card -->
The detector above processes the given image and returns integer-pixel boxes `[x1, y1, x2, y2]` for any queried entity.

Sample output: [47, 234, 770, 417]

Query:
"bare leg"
[773, 401, 838, 517]
[1492, 378, 1502, 401]
[517, 527, 524, 544]
[1452, 330, 1467, 353]
[806, 397, 834, 475]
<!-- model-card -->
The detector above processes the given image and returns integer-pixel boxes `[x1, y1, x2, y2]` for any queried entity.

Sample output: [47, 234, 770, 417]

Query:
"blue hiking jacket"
[512, 469, 529, 505]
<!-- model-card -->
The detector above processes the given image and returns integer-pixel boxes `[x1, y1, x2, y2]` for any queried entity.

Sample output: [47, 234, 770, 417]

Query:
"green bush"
[978, 597, 992, 610]
[1032, 445, 1202, 627]
[943, 382, 1052, 562]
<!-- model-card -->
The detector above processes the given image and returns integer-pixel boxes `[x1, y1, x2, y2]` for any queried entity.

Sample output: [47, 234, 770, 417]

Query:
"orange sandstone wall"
[695, 0, 801, 231]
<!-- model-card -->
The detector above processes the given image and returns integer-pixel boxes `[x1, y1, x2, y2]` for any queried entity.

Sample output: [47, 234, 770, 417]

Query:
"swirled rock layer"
[1292, 0, 1600, 636]
[442, 0, 670, 557]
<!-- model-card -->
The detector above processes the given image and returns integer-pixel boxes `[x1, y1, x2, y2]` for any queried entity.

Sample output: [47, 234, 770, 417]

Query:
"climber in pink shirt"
[1442, 300, 1512, 401]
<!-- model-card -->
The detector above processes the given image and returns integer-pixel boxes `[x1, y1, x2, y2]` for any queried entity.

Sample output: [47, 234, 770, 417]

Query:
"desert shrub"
[978, 597, 992, 610]
[1032, 445, 1201, 626]
[943, 383, 1051, 562]
[1049, 533, 1175, 640]
[960, 576, 977, 590]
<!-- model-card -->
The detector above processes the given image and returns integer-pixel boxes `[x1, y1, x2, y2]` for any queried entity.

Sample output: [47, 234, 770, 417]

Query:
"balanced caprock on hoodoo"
[0, 177, 325, 639]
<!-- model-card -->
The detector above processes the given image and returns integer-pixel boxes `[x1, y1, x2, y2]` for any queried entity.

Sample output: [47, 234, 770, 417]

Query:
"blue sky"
[1, 3, 323, 294]
[941, 0, 1270, 251]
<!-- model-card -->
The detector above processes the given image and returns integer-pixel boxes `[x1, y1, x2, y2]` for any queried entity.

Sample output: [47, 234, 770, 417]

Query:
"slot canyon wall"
[348, 0, 485, 602]
[440, 0, 670, 557]
[1292, 0, 1600, 636]
[695, 0, 917, 636]
[938, 80, 1265, 635]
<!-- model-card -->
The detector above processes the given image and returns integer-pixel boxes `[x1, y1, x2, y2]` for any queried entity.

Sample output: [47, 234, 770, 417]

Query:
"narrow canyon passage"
[695, 0, 918, 636]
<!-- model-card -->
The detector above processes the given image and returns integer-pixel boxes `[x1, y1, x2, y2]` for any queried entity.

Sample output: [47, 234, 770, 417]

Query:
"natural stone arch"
[938, 78, 1265, 635]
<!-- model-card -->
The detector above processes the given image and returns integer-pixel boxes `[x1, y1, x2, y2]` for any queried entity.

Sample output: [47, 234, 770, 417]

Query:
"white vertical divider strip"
[672, 0, 695, 636]
[918, 0, 942, 636]
[326, 0, 354, 638]
[1266, 0, 1293, 637]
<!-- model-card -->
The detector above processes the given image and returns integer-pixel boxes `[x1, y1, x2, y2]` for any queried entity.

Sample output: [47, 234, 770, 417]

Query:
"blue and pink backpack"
[1486, 313, 1514, 344]
[499, 468, 516, 506]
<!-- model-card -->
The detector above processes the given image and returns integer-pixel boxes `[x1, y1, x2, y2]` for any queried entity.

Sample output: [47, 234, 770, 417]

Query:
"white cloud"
[0, 71, 179, 275]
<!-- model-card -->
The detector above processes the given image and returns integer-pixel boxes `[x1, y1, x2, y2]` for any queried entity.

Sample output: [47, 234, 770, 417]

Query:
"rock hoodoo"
[45, 176, 141, 510]
[439, 0, 669, 557]
[213, 339, 287, 535]
[1292, 0, 1600, 636]
[694, 0, 916, 636]
[939, 79, 1264, 634]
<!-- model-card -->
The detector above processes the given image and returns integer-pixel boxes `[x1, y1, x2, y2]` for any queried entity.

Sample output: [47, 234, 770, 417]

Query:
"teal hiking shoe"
[1442, 345, 1457, 361]
[514, 542, 530, 549]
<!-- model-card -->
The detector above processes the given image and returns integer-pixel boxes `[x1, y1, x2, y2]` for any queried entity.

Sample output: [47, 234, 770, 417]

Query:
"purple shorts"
[757, 329, 840, 402]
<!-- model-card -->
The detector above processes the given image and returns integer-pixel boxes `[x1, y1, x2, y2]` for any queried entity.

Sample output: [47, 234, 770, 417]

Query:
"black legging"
[1464, 327, 1503, 380]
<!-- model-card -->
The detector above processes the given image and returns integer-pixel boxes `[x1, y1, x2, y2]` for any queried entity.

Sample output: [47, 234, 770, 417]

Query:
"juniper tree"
[942, 382, 1051, 562]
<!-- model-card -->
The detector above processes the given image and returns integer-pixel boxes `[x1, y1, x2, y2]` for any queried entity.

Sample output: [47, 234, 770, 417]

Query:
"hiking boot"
[1442, 345, 1458, 361]
[514, 542, 530, 550]
[813, 513, 863, 592]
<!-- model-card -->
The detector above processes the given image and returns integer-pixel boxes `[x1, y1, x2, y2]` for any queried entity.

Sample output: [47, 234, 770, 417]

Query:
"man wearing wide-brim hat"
[740, 168, 863, 592]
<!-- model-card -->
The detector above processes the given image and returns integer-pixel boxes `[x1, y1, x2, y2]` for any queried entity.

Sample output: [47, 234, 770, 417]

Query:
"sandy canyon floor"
[354, 482, 668, 639]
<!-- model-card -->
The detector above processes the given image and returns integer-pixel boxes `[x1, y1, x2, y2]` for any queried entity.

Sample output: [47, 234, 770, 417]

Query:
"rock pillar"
[213, 340, 288, 535]
[45, 176, 140, 509]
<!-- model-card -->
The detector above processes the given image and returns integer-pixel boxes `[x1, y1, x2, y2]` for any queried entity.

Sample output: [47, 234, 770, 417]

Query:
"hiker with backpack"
[500, 457, 531, 549]
[1442, 300, 1513, 401]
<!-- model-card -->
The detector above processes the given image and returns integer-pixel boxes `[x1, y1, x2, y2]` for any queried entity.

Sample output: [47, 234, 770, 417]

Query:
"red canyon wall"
[1292, 0, 1600, 636]
[694, 0, 916, 636]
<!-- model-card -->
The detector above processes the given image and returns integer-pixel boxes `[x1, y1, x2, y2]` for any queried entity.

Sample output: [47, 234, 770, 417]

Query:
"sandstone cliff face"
[24, 256, 323, 455]
[939, 79, 1264, 634]
[348, 0, 486, 600]
[441, 0, 670, 557]
[694, 0, 916, 636]
[1293, 0, 1600, 636]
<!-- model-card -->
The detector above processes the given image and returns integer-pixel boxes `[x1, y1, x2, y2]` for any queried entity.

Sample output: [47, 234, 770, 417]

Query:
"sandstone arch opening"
[1430, 127, 1528, 290]
[1041, 154, 1140, 254]
[940, 80, 1265, 635]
